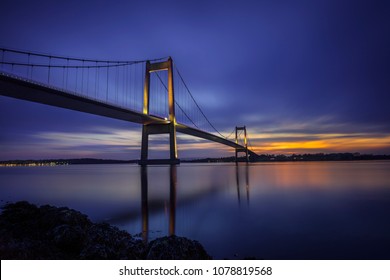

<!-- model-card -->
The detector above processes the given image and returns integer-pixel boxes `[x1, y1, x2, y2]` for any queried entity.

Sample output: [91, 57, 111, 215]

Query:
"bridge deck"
[0, 73, 257, 158]
[0, 73, 167, 125]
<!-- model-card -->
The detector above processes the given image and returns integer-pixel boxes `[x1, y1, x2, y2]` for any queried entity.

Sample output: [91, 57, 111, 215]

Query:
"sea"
[1, 160, 390, 259]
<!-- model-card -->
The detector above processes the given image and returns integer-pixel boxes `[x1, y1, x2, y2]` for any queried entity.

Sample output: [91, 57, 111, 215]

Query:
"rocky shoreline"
[0, 201, 211, 260]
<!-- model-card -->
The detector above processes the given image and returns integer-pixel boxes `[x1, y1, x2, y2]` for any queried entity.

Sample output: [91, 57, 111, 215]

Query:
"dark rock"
[50, 224, 85, 253]
[147, 235, 211, 260]
[80, 223, 145, 259]
[80, 243, 109, 259]
[40, 205, 90, 226]
[0, 201, 211, 260]
[0, 201, 40, 223]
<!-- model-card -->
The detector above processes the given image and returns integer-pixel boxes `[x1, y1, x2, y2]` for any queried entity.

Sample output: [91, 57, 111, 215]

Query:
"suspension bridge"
[0, 47, 257, 164]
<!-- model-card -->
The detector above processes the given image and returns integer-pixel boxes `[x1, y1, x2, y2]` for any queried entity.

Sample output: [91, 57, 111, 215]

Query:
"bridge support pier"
[139, 57, 179, 165]
[140, 123, 179, 165]
[235, 126, 249, 162]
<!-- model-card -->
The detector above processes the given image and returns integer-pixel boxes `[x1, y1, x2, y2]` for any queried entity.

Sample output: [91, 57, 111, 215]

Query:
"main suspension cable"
[154, 72, 199, 128]
[0, 47, 168, 64]
[175, 66, 226, 138]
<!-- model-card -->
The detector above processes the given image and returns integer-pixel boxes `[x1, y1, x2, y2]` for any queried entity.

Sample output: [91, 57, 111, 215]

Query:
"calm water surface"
[1, 161, 390, 259]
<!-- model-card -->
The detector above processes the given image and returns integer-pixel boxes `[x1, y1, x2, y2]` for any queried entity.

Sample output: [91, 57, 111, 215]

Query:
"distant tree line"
[0, 158, 138, 166]
[184, 153, 390, 163]
[1, 153, 390, 166]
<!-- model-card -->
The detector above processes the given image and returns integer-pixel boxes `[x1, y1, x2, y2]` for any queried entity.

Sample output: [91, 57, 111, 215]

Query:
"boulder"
[0, 201, 211, 260]
[147, 235, 211, 260]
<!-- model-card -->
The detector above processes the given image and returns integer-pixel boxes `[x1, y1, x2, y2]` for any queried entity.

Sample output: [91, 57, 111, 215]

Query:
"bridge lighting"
[164, 117, 168, 121]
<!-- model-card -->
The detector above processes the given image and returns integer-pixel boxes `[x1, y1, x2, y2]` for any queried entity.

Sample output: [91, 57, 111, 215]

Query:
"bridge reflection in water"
[138, 163, 250, 243]
[140, 165, 177, 243]
[236, 163, 250, 207]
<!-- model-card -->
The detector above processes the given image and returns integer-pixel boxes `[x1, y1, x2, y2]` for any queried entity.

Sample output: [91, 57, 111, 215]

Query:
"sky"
[1, 0, 390, 160]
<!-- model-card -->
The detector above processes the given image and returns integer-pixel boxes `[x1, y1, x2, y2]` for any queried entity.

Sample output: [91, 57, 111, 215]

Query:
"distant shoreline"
[1, 153, 390, 166]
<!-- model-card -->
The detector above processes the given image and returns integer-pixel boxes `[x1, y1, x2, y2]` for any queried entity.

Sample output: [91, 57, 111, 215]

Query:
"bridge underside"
[0, 73, 168, 126]
[176, 124, 257, 158]
[0, 73, 257, 161]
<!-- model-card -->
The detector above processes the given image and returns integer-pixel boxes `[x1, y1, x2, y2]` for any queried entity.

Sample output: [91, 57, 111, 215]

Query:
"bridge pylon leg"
[139, 57, 179, 165]
[140, 123, 179, 165]
[235, 126, 249, 162]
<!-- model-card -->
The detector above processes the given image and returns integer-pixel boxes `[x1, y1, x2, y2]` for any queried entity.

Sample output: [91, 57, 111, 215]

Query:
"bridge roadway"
[0, 72, 257, 158]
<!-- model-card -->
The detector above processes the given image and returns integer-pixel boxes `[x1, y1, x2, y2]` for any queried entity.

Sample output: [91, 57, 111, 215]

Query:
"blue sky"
[1, 0, 390, 160]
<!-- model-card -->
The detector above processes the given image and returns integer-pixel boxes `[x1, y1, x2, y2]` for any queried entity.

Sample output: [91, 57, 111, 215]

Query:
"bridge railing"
[0, 48, 152, 114]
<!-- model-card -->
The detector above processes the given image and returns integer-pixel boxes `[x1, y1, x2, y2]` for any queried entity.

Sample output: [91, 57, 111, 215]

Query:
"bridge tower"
[235, 126, 249, 162]
[139, 57, 179, 165]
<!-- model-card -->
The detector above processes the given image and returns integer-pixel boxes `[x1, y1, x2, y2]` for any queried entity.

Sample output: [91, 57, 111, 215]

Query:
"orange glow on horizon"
[248, 133, 390, 154]
[265, 140, 329, 150]
[175, 132, 390, 156]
